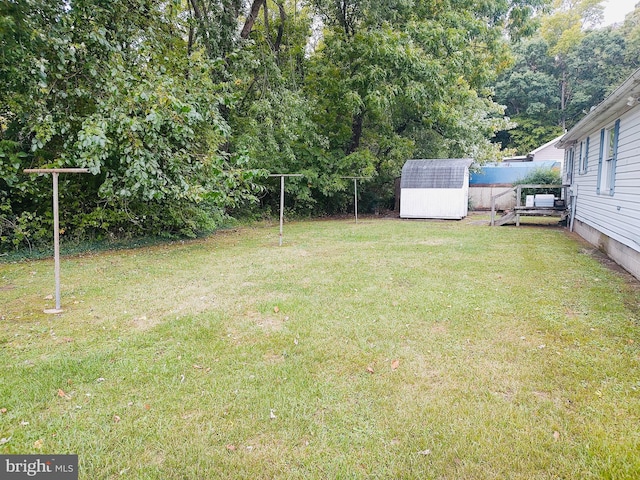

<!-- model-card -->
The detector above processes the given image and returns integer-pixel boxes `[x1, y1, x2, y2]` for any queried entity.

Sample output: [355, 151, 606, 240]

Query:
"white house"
[400, 159, 473, 219]
[557, 68, 640, 281]
[502, 134, 565, 163]
[529, 134, 566, 162]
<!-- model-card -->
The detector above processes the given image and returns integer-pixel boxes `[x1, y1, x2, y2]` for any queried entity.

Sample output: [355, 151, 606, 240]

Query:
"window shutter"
[609, 119, 620, 195]
[584, 137, 590, 174]
[596, 128, 604, 194]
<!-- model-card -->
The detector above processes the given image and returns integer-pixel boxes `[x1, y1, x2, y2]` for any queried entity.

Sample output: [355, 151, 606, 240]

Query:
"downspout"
[570, 184, 577, 232]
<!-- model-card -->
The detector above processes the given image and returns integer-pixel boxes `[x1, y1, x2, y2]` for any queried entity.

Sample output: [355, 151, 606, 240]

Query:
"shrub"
[513, 167, 563, 203]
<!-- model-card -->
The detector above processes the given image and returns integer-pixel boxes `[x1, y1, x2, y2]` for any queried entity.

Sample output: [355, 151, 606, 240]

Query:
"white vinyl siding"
[400, 187, 469, 219]
[573, 109, 640, 253]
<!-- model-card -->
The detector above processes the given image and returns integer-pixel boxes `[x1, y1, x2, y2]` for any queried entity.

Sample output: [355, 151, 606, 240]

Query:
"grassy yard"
[1, 217, 639, 479]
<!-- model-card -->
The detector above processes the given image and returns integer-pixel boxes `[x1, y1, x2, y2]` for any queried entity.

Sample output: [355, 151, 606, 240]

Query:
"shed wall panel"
[400, 188, 468, 219]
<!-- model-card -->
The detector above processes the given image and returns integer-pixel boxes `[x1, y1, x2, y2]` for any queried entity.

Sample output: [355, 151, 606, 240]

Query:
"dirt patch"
[416, 239, 449, 246]
[467, 219, 490, 226]
[430, 322, 448, 335]
[565, 231, 638, 284]
[532, 390, 551, 401]
[131, 314, 160, 331]
[263, 352, 285, 364]
[256, 316, 284, 331]
[246, 310, 285, 332]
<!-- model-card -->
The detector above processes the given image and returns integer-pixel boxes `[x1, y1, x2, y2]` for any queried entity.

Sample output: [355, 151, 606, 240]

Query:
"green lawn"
[1, 217, 639, 479]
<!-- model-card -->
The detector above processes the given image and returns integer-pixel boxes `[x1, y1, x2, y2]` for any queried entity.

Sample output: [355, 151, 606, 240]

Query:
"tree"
[0, 0, 262, 250]
[493, 37, 563, 152]
[619, 3, 640, 68]
[540, 0, 604, 129]
[302, 0, 541, 208]
[1, 0, 556, 249]
[494, 1, 639, 153]
[565, 28, 631, 124]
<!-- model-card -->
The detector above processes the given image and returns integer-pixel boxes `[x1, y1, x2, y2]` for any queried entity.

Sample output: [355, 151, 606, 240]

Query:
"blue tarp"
[469, 161, 560, 185]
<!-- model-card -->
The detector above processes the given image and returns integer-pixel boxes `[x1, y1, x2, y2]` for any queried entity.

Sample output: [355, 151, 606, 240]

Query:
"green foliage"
[495, 116, 563, 153]
[513, 166, 563, 200]
[0, 0, 262, 252]
[77, 61, 222, 199]
[0, 140, 51, 249]
[494, 5, 640, 153]
[564, 28, 631, 125]
[621, 5, 640, 67]
[302, 0, 538, 210]
[494, 38, 560, 122]
[540, 0, 603, 56]
[2, 0, 552, 251]
[513, 167, 563, 185]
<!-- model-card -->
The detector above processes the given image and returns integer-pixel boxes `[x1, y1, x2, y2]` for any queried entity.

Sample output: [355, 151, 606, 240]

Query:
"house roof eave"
[530, 134, 565, 155]
[557, 68, 640, 148]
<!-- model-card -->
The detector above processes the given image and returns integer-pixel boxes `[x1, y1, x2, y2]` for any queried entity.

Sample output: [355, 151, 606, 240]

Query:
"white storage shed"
[399, 158, 473, 219]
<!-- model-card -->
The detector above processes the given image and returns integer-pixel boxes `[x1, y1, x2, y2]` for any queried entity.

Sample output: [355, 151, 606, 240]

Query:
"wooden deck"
[513, 206, 568, 226]
[491, 184, 570, 226]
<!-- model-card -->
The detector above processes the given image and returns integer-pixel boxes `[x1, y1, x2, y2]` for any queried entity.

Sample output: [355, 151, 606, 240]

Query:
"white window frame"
[578, 137, 589, 175]
[597, 120, 619, 196]
[565, 147, 574, 185]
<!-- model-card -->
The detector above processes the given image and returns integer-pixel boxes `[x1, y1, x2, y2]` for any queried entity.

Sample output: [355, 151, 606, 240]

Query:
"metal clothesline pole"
[52, 172, 60, 310]
[354, 178, 358, 224]
[341, 176, 370, 224]
[269, 174, 303, 246]
[279, 175, 285, 246]
[24, 168, 90, 313]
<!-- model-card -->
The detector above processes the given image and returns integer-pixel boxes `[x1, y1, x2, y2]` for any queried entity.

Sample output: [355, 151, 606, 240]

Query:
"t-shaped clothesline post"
[24, 168, 90, 313]
[268, 174, 303, 246]
[341, 177, 370, 224]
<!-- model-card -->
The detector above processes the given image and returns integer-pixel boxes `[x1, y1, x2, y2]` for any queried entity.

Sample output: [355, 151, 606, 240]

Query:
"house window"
[565, 148, 574, 184]
[578, 137, 589, 175]
[597, 120, 620, 195]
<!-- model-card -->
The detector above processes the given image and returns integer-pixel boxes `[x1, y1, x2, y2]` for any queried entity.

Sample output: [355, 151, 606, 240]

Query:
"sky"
[602, 0, 638, 25]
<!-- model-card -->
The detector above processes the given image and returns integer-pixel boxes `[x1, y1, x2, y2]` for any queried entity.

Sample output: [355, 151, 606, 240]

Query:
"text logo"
[0, 455, 78, 479]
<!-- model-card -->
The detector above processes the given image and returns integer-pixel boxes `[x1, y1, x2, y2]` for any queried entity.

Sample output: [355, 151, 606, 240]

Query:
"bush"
[513, 167, 563, 203]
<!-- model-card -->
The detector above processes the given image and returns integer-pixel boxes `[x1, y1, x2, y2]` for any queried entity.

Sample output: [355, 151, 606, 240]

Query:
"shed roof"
[401, 159, 473, 189]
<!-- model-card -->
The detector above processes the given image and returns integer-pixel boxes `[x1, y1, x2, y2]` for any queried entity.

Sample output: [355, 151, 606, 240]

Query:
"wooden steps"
[494, 211, 517, 226]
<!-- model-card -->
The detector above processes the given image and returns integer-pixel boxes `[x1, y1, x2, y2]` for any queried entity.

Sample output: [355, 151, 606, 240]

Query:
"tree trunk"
[560, 66, 567, 131]
[189, 0, 213, 57]
[274, 2, 286, 54]
[241, 0, 265, 39]
[347, 112, 364, 154]
[187, 1, 195, 58]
